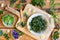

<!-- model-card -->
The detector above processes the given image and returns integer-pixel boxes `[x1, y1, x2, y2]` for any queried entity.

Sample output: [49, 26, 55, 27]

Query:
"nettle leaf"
[50, 0, 55, 11]
[17, 21, 25, 27]
[3, 33, 9, 40]
[0, 10, 3, 15]
[2, 14, 14, 26]
[24, 12, 28, 18]
[47, 0, 59, 24]
[0, 30, 3, 36]
[52, 31, 59, 40]
[31, 0, 45, 7]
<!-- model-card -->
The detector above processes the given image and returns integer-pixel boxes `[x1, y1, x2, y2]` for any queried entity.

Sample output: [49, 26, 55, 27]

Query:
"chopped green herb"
[46, 10, 58, 24]
[24, 12, 28, 18]
[31, 0, 45, 8]
[52, 31, 59, 40]
[50, 0, 55, 11]
[2, 14, 14, 27]
[46, 0, 60, 24]
[0, 30, 3, 36]
[3, 33, 9, 40]
[29, 16, 47, 33]
[17, 21, 25, 27]
[50, 0, 60, 11]
[0, 10, 3, 15]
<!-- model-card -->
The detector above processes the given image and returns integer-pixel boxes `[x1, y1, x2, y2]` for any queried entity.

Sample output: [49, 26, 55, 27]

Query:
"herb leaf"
[50, 0, 55, 11]
[17, 21, 25, 27]
[0, 30, 3, 36]
[2, 14, 14, 27]
[0, 10, 3, 15]
[24, 12, 28, 18]
[3, 33, 9, 40]
[31, 0, 45, 8]
[52, 31, 59, 40]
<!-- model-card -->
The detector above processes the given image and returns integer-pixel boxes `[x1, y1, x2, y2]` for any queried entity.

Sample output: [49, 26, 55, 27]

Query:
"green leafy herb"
[3, 33, 9, 40]
[52, 31, 59, 40]
[16, 4, 22, 9]
[24, 12, 28, 18]
[29, 16, 47, 33]
[0, 30, 3, 36]
[2, 14, 14, 27]
[31, 0, 45, 8]
[46, 0, 60, 24]
[0, 10, 3, 15]
[50, 0, 60, 11]
[46, 10, 58, 24]
[18, 21, 25, 27]
[50, 0, 55, 11]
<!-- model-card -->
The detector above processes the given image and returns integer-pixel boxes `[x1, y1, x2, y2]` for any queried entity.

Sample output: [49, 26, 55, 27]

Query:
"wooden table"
[0, 0, 60, 40]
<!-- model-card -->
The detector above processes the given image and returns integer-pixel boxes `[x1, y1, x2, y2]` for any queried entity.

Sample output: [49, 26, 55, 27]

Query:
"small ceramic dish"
[2, 14, 14, 28]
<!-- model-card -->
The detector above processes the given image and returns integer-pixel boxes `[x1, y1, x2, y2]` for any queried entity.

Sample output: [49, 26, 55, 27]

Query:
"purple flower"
[12, 30, 19, 39]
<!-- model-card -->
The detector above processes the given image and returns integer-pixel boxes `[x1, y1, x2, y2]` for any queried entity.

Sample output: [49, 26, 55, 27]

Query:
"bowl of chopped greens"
[27, 13, 49, 35]
[2, 14, 14, 27]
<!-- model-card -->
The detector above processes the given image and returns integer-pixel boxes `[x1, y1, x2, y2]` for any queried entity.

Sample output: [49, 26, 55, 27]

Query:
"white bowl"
[27, 13, 49, 35]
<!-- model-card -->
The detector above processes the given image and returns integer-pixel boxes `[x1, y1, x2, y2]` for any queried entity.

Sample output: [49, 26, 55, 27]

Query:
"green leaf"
[0, 30, 3, 36]
[31, 0, 45, 7]
[3, 33, 9, 40]
[24, 12, 28, 18]
[17, 21, 25, 27]
[2, 14, 14, 26]
[0, 10, 3, 15]
[50, 0, 55, 11]
[52, 31, 59, 40]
